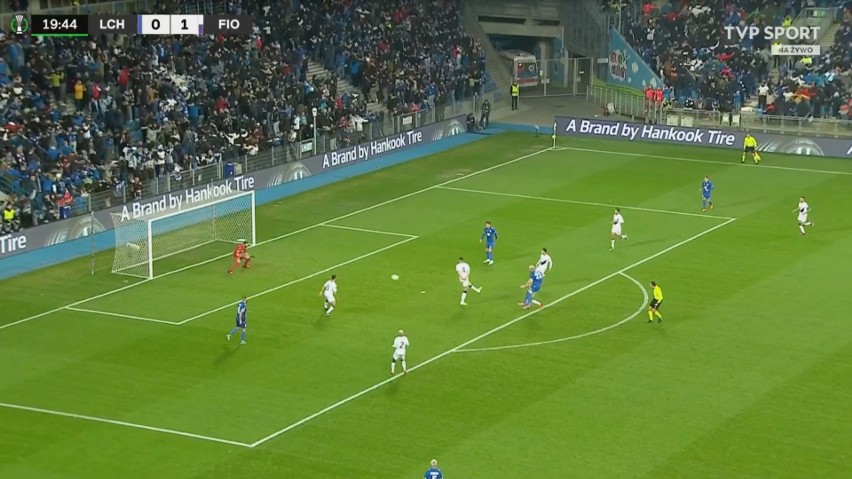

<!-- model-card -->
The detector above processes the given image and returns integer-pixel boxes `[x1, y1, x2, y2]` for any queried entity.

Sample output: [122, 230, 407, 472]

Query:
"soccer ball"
[391, 274, 400, 281]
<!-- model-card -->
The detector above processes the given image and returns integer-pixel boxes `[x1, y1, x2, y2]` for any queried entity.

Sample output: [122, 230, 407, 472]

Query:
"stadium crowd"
[628, 0, 852, 119]
[0, 0, 485, 230]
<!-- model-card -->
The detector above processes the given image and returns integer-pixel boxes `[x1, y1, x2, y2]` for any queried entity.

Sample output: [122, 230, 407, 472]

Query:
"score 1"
[170, 15, 203, 35]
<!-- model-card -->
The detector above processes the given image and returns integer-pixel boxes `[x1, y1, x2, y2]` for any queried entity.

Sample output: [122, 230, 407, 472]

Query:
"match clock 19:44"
[30, 15, 89, 37]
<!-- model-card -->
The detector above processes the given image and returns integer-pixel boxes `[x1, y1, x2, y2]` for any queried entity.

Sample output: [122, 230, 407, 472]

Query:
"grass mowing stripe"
[177, 236, 420, 324]
[248, 218, 736, 448]
[562, 146, 852, 176]
[454, 272, 649, 353]
[0, 402, 253, 448]
[64, 307, 179, 325]
[0, 147, 554, 333]
[318, 223, 419, 238]
[437, 186, 736, 220]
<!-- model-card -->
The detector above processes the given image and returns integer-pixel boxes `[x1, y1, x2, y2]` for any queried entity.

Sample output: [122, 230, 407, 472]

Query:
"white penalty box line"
[247, 216, 737, 448]
[437, 186, 736, 221]
[63, 226, 420, 327]
[0, 147, 556, 333]
[0, 217, 735, 450]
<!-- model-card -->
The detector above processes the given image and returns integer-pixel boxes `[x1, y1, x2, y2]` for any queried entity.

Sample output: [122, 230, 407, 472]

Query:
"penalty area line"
[437, 186, 736, 221]
[178, 236, 419, 325]
[64, 307, 179, 326]
[0, 401, 252, 448]
[248, 218, 736, 448]
[0, 147, 553, 334]
[453, 272, 649, 353]
[319, 223, 419, 239]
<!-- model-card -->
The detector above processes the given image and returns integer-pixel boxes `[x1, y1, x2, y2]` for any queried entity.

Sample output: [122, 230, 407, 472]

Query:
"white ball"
[391, 274, 400, 281]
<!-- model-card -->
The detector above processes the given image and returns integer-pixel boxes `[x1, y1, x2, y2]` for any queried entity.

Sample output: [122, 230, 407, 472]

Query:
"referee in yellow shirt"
[648, 281, 663, 323]
[742, 133, 760, 164]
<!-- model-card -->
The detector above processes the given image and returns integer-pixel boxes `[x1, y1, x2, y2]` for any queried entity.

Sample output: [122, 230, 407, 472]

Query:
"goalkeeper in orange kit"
[228, 240, 252, 274]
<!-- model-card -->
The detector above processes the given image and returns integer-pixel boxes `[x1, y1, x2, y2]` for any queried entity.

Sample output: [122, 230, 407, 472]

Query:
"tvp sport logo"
[723, 25, 821, 56]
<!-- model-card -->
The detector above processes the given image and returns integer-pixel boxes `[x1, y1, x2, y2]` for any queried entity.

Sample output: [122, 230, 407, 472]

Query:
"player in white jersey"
[456, 257, 482, 305]
[535, 248, 553, 275]
[794, 196, 813, 235]
[391, 329, 410, 375]
[319, 274, 338, 315]
[610, 208, 628, 250]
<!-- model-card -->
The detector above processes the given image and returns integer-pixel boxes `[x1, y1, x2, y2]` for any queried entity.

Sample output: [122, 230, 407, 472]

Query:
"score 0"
[138, 14, 171, 34]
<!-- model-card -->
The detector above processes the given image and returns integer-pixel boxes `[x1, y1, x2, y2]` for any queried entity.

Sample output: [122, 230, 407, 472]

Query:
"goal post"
[110, 190, 256, 279]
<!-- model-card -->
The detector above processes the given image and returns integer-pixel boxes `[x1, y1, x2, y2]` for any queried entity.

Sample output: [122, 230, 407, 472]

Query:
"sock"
[648, 310, 654, 321]
[805, 222, 812, 226]
[461, 292, 467, 302]
[523, 291, 532, 306]
[326, 306, 335, 315]
[702, 198, 707, 209]
[227, 263, 237, 273]
[240, 329, 246, 341]
[654, 311, 662, 319]
[611, 239, 615, 249]
[323, 302, 328, 309]
[487, 251, 493, 261]
[531, 299, 542, 306]
[391, 360, 396, 374]
[401, 360, 407, 372]
[741, 153, 746, 162]
[243, 258, 251, 268]
[799, 224, 805, 234]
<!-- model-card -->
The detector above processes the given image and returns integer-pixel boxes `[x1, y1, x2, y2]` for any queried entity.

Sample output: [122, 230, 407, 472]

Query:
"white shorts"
[612, 225, 622, 236]
[797, 214, 808, 224]
[392, 352, 406, 361]
[459, 278, 471, 288]
[324, 293, 335, 303]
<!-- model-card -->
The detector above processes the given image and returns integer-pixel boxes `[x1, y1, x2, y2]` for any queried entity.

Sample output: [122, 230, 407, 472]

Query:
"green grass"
[2, 132, 852, 478]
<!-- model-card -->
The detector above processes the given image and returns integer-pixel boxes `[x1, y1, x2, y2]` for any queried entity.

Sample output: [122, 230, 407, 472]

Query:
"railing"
[665, 108, 852, 138]
[588, 85, 852, 137]
[461, 10, 512, 108]
[586, 85, 665, 123]
[795, 7, 838, 43]
[8, 94, 490, 222]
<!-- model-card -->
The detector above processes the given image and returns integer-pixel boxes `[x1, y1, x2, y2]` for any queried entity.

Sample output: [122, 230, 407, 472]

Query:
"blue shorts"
[235, 318, 246, 328]
[485, 242, 495, 249]
[702, 194, 711, 200]
[530, 285, 541, 294]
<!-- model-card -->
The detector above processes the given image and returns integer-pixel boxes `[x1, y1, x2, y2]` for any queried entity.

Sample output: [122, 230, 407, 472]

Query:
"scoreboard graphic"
[10, 14, 253, 37]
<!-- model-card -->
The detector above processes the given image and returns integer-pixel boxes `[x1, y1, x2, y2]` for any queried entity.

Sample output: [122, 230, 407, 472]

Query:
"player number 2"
[151, 19, 160, 29]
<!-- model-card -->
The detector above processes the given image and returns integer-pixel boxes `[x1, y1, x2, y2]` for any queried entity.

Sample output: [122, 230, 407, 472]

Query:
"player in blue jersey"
[226, 296, 248, 344]
[519, 265, 544, 310]
[480, 221, 498, 264]
[424, 459, 443, 479]
[701, 176, 714, 212]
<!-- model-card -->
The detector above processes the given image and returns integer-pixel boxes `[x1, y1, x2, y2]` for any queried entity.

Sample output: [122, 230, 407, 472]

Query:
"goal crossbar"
[110, 189, 256, 279]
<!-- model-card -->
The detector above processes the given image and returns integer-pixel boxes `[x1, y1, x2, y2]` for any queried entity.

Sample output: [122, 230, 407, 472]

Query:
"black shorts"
[743, 146, 755, 153]
[649, 299, 663, 310]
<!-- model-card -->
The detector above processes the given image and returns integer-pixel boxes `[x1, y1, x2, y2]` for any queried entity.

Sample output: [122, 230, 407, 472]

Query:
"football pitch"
[2, 131, 852, 478]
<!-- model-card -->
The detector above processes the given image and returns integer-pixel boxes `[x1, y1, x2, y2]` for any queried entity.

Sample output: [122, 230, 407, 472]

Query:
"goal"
[110, 190, 256, 279]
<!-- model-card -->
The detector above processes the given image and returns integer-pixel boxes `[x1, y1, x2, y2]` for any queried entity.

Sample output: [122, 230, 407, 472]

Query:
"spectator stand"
[1, 0, 486, 229]
[765, 3, 852, 121]
[627, 0, 794, 113]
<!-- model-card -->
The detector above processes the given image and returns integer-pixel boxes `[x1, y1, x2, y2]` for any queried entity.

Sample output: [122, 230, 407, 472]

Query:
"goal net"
[110, 190, 256, 279]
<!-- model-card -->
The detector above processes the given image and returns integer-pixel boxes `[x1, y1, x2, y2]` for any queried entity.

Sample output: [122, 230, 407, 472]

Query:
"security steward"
[510, 81, 519, 110]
